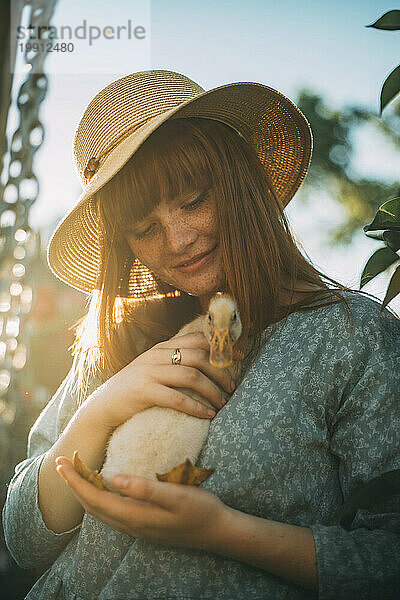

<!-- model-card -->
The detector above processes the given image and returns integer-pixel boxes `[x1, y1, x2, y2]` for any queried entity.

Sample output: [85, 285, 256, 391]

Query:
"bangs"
[101, 118, 215, 234]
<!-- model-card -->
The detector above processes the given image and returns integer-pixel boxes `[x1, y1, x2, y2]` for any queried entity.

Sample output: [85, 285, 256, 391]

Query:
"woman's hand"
[56, 456, 227, 550]
[86, 332, 236, 433]
[56, 460, 318, 592]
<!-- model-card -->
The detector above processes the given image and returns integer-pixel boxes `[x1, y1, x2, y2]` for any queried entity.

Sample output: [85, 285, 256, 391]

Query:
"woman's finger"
[142, 346, 235, 395]
[112, 474, 184, 513]
[144, 383, 217, 418]
[188, 348, 236, 394]
[144, 364, 225, 410]
[56, 459, 161, 527]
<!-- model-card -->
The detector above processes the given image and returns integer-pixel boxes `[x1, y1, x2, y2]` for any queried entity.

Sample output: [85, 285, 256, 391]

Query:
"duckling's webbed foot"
[73, 451, 109, 490]
[73, 452, 214, 489]
[156, 458, 215, 485]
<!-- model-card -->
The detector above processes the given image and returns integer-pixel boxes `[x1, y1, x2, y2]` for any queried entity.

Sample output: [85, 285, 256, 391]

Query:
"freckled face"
[124, 185, 225, 298]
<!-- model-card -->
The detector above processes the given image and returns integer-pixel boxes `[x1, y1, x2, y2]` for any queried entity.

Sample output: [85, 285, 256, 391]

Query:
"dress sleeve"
[2, 363, 101, 570]
[309, 356, 400, 600]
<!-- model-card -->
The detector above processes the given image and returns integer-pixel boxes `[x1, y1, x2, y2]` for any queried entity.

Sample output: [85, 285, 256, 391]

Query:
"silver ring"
[171, 348, 182, 365]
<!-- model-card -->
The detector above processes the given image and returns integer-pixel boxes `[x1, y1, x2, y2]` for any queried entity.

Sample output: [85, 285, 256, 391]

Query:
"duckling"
[74, 292, 243, 491]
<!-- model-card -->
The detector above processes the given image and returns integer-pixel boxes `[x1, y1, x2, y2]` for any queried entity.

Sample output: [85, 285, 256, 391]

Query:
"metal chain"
[0, 0, 58, 475]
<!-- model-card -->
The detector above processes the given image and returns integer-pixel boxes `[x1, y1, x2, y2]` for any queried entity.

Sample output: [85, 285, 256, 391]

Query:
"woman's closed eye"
[133, 223, 155, 240]
[184, 194, 206, 212]
[131, 193, 208, 240]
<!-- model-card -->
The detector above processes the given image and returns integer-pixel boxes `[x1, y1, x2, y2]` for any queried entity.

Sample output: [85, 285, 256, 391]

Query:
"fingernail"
[230, 381, 236, 392]
[207, 409, 216, 418]
[56, 466, 67, 482]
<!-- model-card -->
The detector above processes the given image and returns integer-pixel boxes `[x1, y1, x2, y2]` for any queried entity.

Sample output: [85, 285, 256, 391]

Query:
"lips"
[173, 245, 217, 268]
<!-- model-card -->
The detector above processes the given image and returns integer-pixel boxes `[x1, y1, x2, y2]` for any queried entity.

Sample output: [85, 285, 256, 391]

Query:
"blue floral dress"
[3, 292, 400, 599]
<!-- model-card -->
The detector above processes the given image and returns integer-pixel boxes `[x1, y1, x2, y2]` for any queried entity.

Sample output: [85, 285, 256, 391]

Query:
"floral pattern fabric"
[2, 292, 400, 599]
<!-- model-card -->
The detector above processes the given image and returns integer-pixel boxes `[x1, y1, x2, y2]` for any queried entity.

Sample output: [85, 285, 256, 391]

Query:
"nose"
[164, 220, 198, 254]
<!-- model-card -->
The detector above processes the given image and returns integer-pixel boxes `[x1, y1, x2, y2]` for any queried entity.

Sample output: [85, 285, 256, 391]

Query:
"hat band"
[83, 113, 167, 183]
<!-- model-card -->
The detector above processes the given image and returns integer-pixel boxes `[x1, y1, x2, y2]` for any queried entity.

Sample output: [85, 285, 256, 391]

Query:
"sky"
[5, 0, 400, 310]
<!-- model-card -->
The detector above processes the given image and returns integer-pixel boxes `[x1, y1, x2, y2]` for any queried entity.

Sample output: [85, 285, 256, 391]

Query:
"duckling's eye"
[233, 312, 237, 321]
[208, 314, 212, 322]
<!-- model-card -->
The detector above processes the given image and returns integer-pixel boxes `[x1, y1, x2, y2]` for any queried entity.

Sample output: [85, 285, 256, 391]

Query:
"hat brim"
[47, 81, 313, 296]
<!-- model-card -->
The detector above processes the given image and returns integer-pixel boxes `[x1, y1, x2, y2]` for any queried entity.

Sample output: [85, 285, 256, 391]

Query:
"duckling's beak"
[210, 328, 233, 368]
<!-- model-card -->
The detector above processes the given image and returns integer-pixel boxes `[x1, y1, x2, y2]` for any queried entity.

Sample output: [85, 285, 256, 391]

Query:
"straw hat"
[47, 69, 313, 300]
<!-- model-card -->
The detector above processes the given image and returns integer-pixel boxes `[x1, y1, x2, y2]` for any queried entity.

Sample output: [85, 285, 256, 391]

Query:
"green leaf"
[380, 64, 400, 114]
[360, 247, 399, 287]
[334, 469, 400, 530]
[382, 264, 400, 309]
[363, 197, 400, 233]
[366, 10, 400, 30]
[383, 230, 400, 253]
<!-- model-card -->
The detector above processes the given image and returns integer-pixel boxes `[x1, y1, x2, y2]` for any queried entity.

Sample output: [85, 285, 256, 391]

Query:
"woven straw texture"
[47, 70, 313, 298]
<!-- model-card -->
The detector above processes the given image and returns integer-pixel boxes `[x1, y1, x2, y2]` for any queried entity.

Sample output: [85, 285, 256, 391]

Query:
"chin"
[162, 265, 225, 298]
[182, 279, 226, 298]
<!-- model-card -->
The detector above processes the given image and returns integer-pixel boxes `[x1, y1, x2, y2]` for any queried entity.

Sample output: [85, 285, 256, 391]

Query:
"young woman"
[3, 70, 400, 600]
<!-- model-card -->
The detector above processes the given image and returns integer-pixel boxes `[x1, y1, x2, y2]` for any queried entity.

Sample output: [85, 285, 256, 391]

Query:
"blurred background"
[0, 1, 399, 597]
